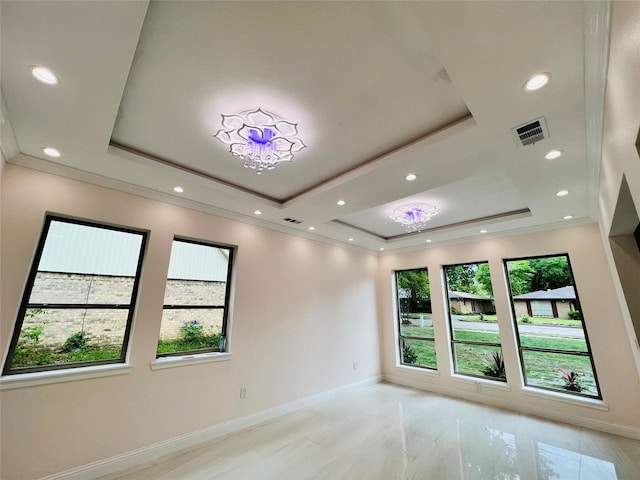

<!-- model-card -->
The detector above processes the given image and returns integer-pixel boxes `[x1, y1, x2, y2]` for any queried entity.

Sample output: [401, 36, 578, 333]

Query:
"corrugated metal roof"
[167, 240, 229, 281]
[38, 221, 229, 282]
[39, 220, 143, 276]
[514, 285, 576, 300]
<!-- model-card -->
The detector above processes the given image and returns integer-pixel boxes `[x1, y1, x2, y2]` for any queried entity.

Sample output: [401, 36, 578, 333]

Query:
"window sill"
[151, 352, 232, 370]
[451, 374, 512, 391]
[395, 364, 440, 377]
[0, 363, 131, 390]
[521, 386, 609, 411]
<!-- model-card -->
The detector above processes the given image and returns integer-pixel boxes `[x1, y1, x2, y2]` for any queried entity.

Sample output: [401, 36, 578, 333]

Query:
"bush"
[10, 311, 123, 368]
[60, 331, 88, 353]
[519, 316, 531, 323]
[567, 310, 582, 320]
[181, 320, 204, 341]
[11, 314, 51, 367]
[157, 321, 222, 355]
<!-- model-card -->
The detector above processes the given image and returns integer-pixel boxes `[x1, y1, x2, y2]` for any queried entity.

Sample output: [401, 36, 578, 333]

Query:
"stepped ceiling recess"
[0, 1, 610, 252]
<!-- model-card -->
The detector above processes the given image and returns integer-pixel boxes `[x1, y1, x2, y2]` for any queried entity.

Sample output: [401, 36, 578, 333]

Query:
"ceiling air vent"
[512, 116, 549, 147]
[283, 217, 302, 224]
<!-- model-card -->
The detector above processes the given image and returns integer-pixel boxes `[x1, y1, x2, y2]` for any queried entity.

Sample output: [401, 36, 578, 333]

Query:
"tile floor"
[100, 382, 640, 479]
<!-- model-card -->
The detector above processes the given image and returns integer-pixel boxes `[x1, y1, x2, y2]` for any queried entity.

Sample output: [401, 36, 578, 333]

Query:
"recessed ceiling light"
[379, 247, 385, 251]
[254, 210, 262, 215]
[545, 149, 563, 160]
[556, 190, 569, 197]
[563, 215, 573, 220]
[308, 226, 315, 231]
[480, 229, 488, 234]
[337, 200, 346, 206]
[405, 173, 417, 181]
[43, 147, 61, 158]
[173, 186, 184, 193]
[425, 239, 432, 243]
[524, 73, 550, 91]
[348, 238, 354, 242]
[31, 66, 59, 85]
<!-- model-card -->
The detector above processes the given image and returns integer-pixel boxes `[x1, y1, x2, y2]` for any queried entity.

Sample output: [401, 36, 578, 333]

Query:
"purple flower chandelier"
[389, 204, 439, 233]
[214, 108, 306, 174]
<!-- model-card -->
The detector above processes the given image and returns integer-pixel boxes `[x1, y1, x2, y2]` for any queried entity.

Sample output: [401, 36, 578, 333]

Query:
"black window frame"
[2, 214, 148, 375]
[394, 267, 437, 370]
[443, 260, 506, 382]
[156, 237, 235, 358]
[503, 253, 602, 399]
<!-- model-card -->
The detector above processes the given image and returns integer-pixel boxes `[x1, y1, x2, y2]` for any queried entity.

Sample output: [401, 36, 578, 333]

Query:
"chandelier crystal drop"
[389, 204, 438, 233]
[214, 108, 306, 174]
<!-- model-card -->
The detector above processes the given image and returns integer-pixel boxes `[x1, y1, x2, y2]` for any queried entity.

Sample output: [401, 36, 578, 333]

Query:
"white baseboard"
[40, 376, 382, 480]
[383, 374, 640, 440]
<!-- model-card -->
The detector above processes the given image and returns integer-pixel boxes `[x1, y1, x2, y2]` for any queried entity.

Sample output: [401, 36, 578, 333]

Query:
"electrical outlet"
[240, 387, 247, 399]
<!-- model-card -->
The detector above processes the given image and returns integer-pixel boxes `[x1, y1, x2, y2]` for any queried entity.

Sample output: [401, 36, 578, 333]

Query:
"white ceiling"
[0, 1, 610, 252]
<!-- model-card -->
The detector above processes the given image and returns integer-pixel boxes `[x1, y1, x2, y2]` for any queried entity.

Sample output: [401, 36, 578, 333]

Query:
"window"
[395, 268, 436, 369]
[444, 262, 506, 381]
[504, 254, 601, 398]
[2, 216, 147, 375]
[156, 238, 234, 357]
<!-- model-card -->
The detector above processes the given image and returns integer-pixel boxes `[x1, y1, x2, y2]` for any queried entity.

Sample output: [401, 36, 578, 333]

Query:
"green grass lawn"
[11, 345, 122, 369]
[400, 325, 434, 338]
[401, 325, 597, 396]
[11, 329, 222, 369]
[156, 334, 220, 355]
[402, 339, 437, 369]
[11, 333, 222, 368]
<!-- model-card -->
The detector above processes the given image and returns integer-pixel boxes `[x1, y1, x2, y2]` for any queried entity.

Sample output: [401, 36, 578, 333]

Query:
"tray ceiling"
[0, 1, 608, 252]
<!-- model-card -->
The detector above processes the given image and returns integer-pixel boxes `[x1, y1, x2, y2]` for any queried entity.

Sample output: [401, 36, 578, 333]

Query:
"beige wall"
[2, 163, 640, 480]
[598, 0, 640, 375]
[378, 224, 640, 436]
[556, 300, 573, 319]
[0, 165, 380, 480]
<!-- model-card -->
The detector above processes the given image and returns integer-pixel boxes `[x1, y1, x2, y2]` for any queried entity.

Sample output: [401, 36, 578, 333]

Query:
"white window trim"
[150, 352, 232, 370]
[0, 363, 131, 390]
[395, 364, 440, 377]
[521, 386, 609, 411]
[451, 373, 512, 391]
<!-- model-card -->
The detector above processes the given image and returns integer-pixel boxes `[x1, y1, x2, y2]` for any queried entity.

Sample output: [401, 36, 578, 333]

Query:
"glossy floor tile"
[99, 383, 640, 480]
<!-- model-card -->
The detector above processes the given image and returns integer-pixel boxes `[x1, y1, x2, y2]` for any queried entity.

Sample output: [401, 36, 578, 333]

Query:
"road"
[408, 314, 584, 338]
[453, 318, 582, 337]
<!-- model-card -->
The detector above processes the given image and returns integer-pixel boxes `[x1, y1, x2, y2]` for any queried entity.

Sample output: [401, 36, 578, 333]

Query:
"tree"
[397, 270, 430, 300]
[529, 257, 571, 291]
[397, 269, 431, 317]
[505, 260, 534, 295]
[446, 264, 478, 294]
[474, 263, 493, 296]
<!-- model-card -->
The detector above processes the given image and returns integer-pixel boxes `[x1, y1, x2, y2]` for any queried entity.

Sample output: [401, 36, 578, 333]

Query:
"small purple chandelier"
[389, 204, 439, 233]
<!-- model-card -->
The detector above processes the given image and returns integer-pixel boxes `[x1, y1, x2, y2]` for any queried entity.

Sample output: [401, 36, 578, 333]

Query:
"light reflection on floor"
[100, 383, 639, 480]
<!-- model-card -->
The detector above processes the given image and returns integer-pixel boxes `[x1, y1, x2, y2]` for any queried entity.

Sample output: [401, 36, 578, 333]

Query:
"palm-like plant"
[402, 341, 418, 364]
[482, 351, 506, 378]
